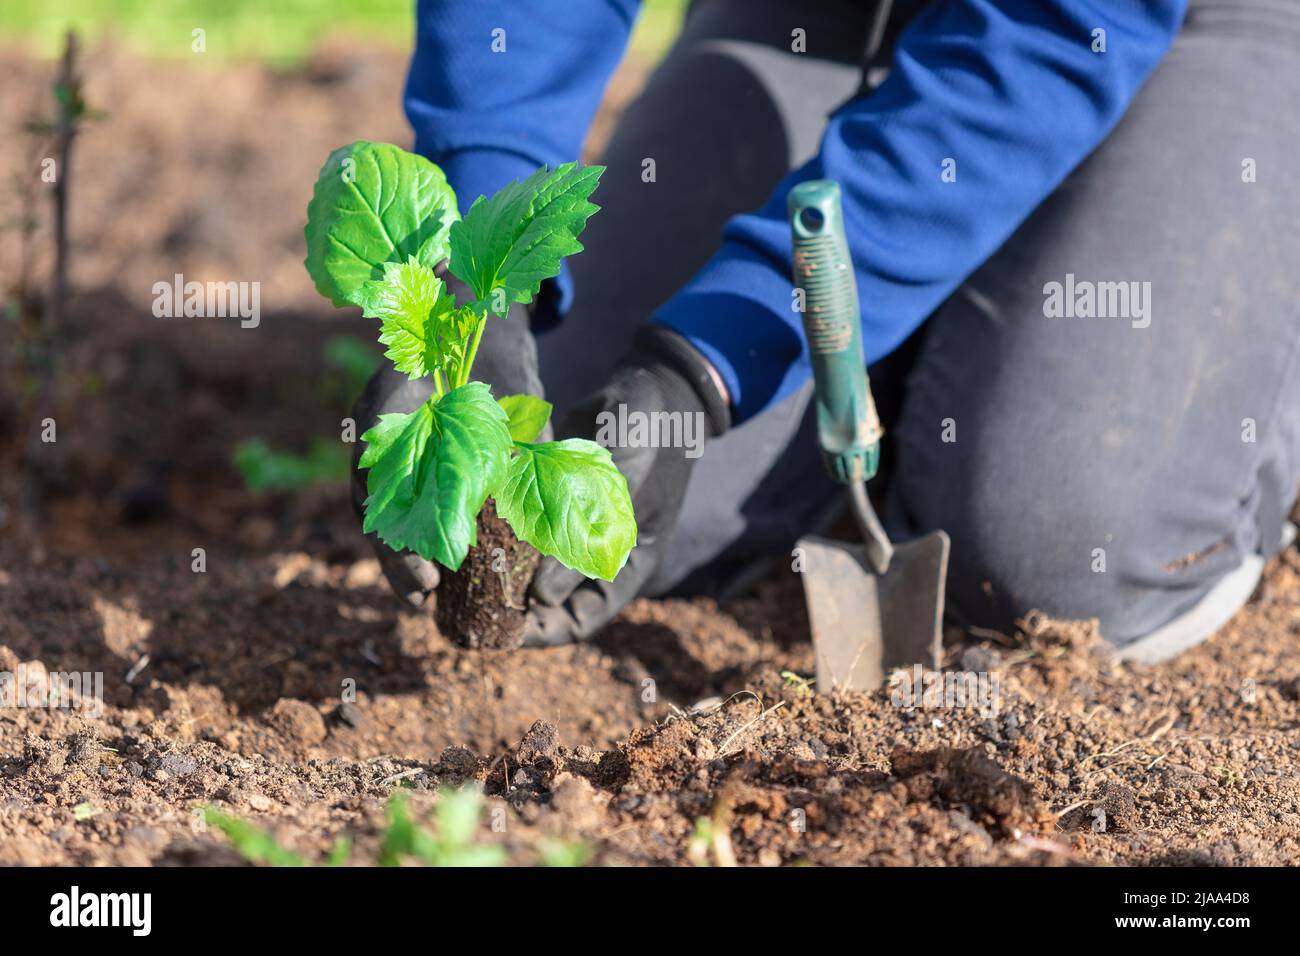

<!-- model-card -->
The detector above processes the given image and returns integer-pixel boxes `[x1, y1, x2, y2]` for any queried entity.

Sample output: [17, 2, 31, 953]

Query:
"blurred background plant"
[203, 787, 591, 867]
[232, 335, 378, 494]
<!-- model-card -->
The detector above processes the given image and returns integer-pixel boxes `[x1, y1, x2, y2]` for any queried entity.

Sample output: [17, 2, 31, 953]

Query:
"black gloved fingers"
[373, 549, 440, 607]
[521, 545, 659, 646]
[530, 555, 586, 607]
[521, 601, 584, 647]
[522, 581, 621, 646]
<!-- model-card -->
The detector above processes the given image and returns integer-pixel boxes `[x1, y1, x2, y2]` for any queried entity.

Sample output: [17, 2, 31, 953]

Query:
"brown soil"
[2, 43, 1300, 868]
[435, 501, 539, 650]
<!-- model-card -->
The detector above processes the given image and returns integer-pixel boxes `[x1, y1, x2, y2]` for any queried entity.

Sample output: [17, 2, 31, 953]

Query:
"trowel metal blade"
[799, 530, 950, 693]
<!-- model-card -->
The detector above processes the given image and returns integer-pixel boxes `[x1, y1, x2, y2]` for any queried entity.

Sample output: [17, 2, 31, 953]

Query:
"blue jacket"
[406, 0, 1186, 422]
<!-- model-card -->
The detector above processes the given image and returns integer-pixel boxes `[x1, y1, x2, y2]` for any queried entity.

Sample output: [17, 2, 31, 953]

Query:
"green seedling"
[233, 437, 348, 492]
[303, 141, 636, 580]
[72, 801, 103, 821]
[536, 836, 592, 868]
[780, 670, 814, 698]
[203, 805, 351, 867]
[203, 806, 307, 866]
[232, 335, 379, 493]
[323, 333, 382, 396]
[204, 789, 591, 867]
[380, 787, 505, 868]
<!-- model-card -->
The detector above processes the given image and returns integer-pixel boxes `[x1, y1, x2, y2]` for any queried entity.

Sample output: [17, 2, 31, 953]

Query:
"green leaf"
[358, 382, 512, 570]
[203, 807, 305, 867]
[497, 394, 552, 443]
[304, 141, 459, 308]
[537, 838, 591, 867]
[444, 843, 508, 867]
[324, 836, 352, 867]
[380, 791, 438, 867]
[435, 787, 485, 848]
[353, 258, 458, 379]
[448, 163, 604, 315]
[494, 439, 636, 581]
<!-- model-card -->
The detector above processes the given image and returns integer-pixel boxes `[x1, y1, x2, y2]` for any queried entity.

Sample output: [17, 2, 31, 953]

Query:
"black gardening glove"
[351, 279, 548, 607]
[523, 326, 731, 646]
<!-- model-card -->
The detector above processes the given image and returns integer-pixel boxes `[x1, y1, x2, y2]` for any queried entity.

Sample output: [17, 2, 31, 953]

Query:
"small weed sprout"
[203, 787, 591, 867]
[380, 787, 505, 867]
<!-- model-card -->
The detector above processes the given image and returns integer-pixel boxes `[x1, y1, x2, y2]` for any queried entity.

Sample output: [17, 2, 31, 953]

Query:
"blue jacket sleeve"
[404, 0, 639, 315]
[654, 0, 1187, 423]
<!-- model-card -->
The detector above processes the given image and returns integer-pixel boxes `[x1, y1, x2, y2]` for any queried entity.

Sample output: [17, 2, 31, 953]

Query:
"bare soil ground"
[2, 44, 1299, 867]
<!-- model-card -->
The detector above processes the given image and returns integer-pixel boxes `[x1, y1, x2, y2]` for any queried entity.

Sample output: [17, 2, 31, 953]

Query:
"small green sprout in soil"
[204, 805, 352, 867]
[203, 806, 315, 867]
[233, 437, 347, 493]
[780, 670, 814, 698]
[72, 801, 103, 822]
[303, 140, 636, 581]
[379, 788, 505, 867]
[201, 788, 564, 867]
[232, 335, 380, 493]
[536, 836, 592, 868]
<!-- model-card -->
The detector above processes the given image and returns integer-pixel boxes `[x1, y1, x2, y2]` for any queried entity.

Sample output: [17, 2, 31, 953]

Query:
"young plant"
[303, 141, 636, 582]
[379, 788, 505, 868]
[231, 335, 380, 494]
[202, 806, 351, 867]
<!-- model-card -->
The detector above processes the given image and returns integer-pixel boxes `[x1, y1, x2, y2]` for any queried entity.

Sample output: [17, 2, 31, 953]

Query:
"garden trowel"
[788, 180, 949, 693]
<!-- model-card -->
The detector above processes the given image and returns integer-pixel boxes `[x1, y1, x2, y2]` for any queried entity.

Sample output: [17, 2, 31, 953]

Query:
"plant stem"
[456, 309, 489, 389]
[49, 29, 77, 336]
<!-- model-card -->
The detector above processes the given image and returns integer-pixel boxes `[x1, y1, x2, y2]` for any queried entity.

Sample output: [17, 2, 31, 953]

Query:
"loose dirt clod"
[890, 746, 1053, 838]
[267, 699, 327, 746]
[437, 746, 481, 780]
[516, 720, 559, 764]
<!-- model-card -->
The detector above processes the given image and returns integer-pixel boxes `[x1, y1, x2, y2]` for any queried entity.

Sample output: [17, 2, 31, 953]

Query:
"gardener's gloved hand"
[350, 278, 548, 607]
[522, 326, 731, 646]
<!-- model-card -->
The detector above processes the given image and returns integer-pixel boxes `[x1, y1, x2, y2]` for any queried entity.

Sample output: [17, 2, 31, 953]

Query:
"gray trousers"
[536, 0, 1300, 656]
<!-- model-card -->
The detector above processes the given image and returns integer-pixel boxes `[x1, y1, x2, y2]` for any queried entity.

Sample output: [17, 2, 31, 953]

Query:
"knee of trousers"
[892, 436, 1261, 648]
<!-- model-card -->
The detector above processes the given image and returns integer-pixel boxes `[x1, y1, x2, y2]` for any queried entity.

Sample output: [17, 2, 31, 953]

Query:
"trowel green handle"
[788, 180, 883, 483]
[789, 180, 892, 573]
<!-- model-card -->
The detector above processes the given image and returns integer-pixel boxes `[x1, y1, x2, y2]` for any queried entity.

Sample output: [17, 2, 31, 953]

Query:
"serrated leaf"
[304, 141, 459, 308]
[353, 258, 461, 379]
[494, 439, 636, 581]
[497, 394, 552, 443]
[358, 383, 512, 570]
[448, 163, 604, 315]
